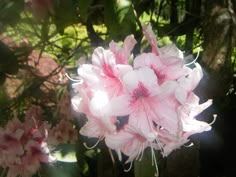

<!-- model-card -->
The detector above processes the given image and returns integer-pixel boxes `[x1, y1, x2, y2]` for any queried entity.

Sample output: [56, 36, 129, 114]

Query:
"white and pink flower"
[71, 23, 215, 173]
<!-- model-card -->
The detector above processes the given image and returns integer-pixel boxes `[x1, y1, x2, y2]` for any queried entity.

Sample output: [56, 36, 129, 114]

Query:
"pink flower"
[73, 89, 116, 140]
[134, 53, 190, 84]
[142, 24, 184, 59]
[77, 47, 132, 97]
[109, 35, 137, 64]
[25, 105, 44, 120]
[72, 82, 117, 139]
[142, 24, 160, 55]
[105, 125, 150, 163]
[178, 92, 213, 138]
[71, 89, 116, 142]
[57, 92, 73, 119]
[155, 127, 188, 156]
[0, 119, 25, 156]
[6, 162, 40, 177]
[71, 90, 91, 117]
[47, 119, 78, 146]
[0, 114, 54, 177]
[48, 119, 78, 146]
[25, 140, 54, 163]
[106, 67, 188, 158]
[72, 47, 133, 141]
[71, 23, 215, 174]
[175, 63, 203, 104]
[79, 114, 116, 140]
[109, 67, 179, 135]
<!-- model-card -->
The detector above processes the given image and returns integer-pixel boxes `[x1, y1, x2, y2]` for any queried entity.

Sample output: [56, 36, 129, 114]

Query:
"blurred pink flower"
[57, 92, 73, 119]
[0, 110, 54, 177]
[48, 119, 78, 146]
[25, 105, 44, 119]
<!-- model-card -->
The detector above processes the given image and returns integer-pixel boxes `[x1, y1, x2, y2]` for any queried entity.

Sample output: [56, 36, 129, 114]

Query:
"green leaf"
[52, 144, 77, 163]
[0, 85, 9, 104]
[0, 72, 6, 85]
[0, 0, 24, 26]
[104, 0, 136, 39]
[0, 41, 19, 75]
[53, 0, 78, 34]
[77, 0, 94, 22]
[41, 161, 81, 177]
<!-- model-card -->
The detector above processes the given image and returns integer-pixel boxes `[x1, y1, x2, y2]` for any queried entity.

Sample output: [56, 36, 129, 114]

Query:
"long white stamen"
[184, 142, 194, 147]
[151, 145, 159, 177]
[124, 161, 133, 172]
[209, 114, 217, 125]
[138, 145, 145, 161]
[185, 49, 200, 66]
[138, 148, 141, 160]
[65, 73, 82, 82]
[108, 148, 115, 164]
[136, 144, 144, 161]
[136, 147, 142, 161]
[83, 137, 102, 149]
[143, 106, 164, 155]
[154, 135, 164, 154]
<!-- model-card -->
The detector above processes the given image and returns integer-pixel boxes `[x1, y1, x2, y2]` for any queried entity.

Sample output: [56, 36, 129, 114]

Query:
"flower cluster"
[71, 24, 214, 164]
[0, 111, 54, 177]
[0, 101, 78, 177]
[48, 119, 78, 146]
[47, 92, 78, 146]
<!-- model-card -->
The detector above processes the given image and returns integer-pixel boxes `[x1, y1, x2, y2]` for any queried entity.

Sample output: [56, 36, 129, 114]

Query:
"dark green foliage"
[77, 0, 94, 22]
[0, 41, 19, 75]
[0, 0, 24, 27]
[104, 0, 136, 39]
[53, 0, 79, 34]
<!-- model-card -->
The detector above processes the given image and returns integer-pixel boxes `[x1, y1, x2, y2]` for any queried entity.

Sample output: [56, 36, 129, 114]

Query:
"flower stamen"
[151, 145, 159, 177]
[83, 137, 102, 149]
[65, 73, 82, 83]
[185, 49, 200, 66]
[124, 161, 133, 172]
[209, 114, 217, 125]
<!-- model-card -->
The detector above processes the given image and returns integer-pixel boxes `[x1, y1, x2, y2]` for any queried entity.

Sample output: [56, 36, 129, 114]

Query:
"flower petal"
[159, 44, 184, 59]
[142, 23, 160, 55]
[122, 67, 159, 94]
[109, 95, 131, 116]
[109, 35, 137, 64]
